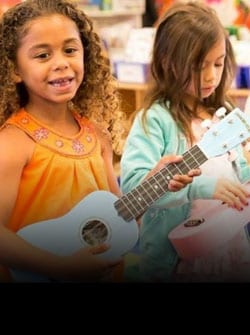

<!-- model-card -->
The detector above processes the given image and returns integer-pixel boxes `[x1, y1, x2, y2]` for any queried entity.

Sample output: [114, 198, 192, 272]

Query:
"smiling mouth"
[49, 78, 73, 87]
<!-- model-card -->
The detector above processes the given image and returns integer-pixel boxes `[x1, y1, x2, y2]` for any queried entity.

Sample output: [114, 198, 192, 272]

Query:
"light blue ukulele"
[11, 107, 250, 282]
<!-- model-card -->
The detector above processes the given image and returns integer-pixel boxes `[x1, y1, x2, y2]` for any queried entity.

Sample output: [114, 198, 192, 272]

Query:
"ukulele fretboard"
[115, 145, 207, 221]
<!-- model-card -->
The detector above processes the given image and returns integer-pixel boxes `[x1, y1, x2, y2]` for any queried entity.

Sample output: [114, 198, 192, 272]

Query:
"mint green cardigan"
[120, 102, 250, 282]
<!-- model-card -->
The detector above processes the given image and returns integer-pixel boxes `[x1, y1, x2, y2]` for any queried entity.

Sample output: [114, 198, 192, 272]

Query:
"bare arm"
[95, 125, 121, 197]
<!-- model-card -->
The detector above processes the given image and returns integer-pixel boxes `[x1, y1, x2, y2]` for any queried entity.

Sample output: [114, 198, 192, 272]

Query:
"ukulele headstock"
[199, 107, 250, 158]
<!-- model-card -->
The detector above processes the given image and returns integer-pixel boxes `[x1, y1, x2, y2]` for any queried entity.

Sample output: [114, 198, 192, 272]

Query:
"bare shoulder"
[0, 126, 35, 225]
[92, 123, 112, 143]
[92, 123, 112, 154]
[0, 125, 34, 165]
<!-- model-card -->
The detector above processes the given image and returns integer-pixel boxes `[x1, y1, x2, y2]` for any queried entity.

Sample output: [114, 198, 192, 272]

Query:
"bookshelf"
[117, 82, 250, 112]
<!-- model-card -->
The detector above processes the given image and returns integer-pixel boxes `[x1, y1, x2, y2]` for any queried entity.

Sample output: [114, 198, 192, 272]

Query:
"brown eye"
[35, 53, 49, 59]
[65, 48, 77, 54]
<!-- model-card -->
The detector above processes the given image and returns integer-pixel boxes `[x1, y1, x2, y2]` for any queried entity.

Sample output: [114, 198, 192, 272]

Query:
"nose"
[204, 65, 216, 83]
[52, 53, 69, 71]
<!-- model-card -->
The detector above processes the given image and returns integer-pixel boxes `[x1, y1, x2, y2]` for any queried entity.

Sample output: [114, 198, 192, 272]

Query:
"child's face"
[14, 14, 84, 107]
[187, 38, 226, 99]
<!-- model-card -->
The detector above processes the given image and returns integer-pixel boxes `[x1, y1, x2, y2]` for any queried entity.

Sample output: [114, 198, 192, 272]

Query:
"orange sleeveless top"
[0, 109, 110, 281]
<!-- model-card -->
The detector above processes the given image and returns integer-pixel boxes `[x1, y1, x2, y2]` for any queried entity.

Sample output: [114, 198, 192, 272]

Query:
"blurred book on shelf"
[77, 0, 102, 11]
[114, 27, 155, 83]
[77, 0, 145, 13]
[112, 0, 145, 12]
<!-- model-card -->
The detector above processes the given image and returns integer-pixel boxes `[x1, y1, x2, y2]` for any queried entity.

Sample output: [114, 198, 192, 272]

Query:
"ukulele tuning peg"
[201, 119, 212, 129]
[215, 107, 227, 119]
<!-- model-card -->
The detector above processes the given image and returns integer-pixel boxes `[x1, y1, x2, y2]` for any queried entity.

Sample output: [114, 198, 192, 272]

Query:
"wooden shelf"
[117, 82, 250, 111]
[79, 6, 145, 29]
[117, 82, 146, 113]
[117, 82, 148, 91]
[118, 82, 250, 96]
[228, 89, 250, 110]
[228, 88, 250, 97]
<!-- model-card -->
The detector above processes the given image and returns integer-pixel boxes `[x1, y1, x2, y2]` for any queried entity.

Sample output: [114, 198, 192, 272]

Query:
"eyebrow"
[216, 54, 226, 60]
[29, 38, 81, 51]
[204, 54, 226, 63]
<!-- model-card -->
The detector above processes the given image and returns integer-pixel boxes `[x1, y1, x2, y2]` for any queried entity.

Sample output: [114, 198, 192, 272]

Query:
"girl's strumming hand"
[59, 244, 122, 282]
[213, 178, 250, 211]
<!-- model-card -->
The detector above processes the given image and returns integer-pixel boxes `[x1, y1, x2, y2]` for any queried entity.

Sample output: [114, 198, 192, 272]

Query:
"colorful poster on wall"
[205, 0, 238, 26]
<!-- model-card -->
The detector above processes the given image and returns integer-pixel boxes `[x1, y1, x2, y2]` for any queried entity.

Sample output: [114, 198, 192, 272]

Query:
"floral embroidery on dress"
[72, 139, 84, 153]
[86, 135, 92, 143]
[21, 117, 29, 125]
[33, 128, 49, 141]
[55, 140, 64, 148]
[7, 110, 97, 156]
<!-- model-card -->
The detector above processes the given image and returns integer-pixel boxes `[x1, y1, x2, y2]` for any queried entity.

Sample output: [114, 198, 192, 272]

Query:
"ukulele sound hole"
[184, 218, 205, 227]
[81, 220, 109, 246]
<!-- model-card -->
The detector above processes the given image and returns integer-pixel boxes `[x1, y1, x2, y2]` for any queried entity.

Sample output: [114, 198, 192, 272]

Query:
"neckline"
[10, 108, 97, 157]
[20, 108, 84, 140]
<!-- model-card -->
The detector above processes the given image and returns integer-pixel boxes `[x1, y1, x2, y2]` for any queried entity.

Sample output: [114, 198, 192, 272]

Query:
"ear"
[12, 68, 22, 83]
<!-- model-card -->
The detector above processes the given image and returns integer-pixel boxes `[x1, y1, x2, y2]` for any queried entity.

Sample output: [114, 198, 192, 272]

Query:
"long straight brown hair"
[143, 1, 236, 144]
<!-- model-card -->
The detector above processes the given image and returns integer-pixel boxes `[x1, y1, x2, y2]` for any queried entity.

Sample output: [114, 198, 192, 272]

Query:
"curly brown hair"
[0, 0, 124, 151]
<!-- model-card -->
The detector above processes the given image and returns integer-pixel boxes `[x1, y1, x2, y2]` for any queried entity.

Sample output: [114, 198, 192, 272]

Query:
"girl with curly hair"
[0, 0, 199, 282]
[0, 0, 127, 283]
